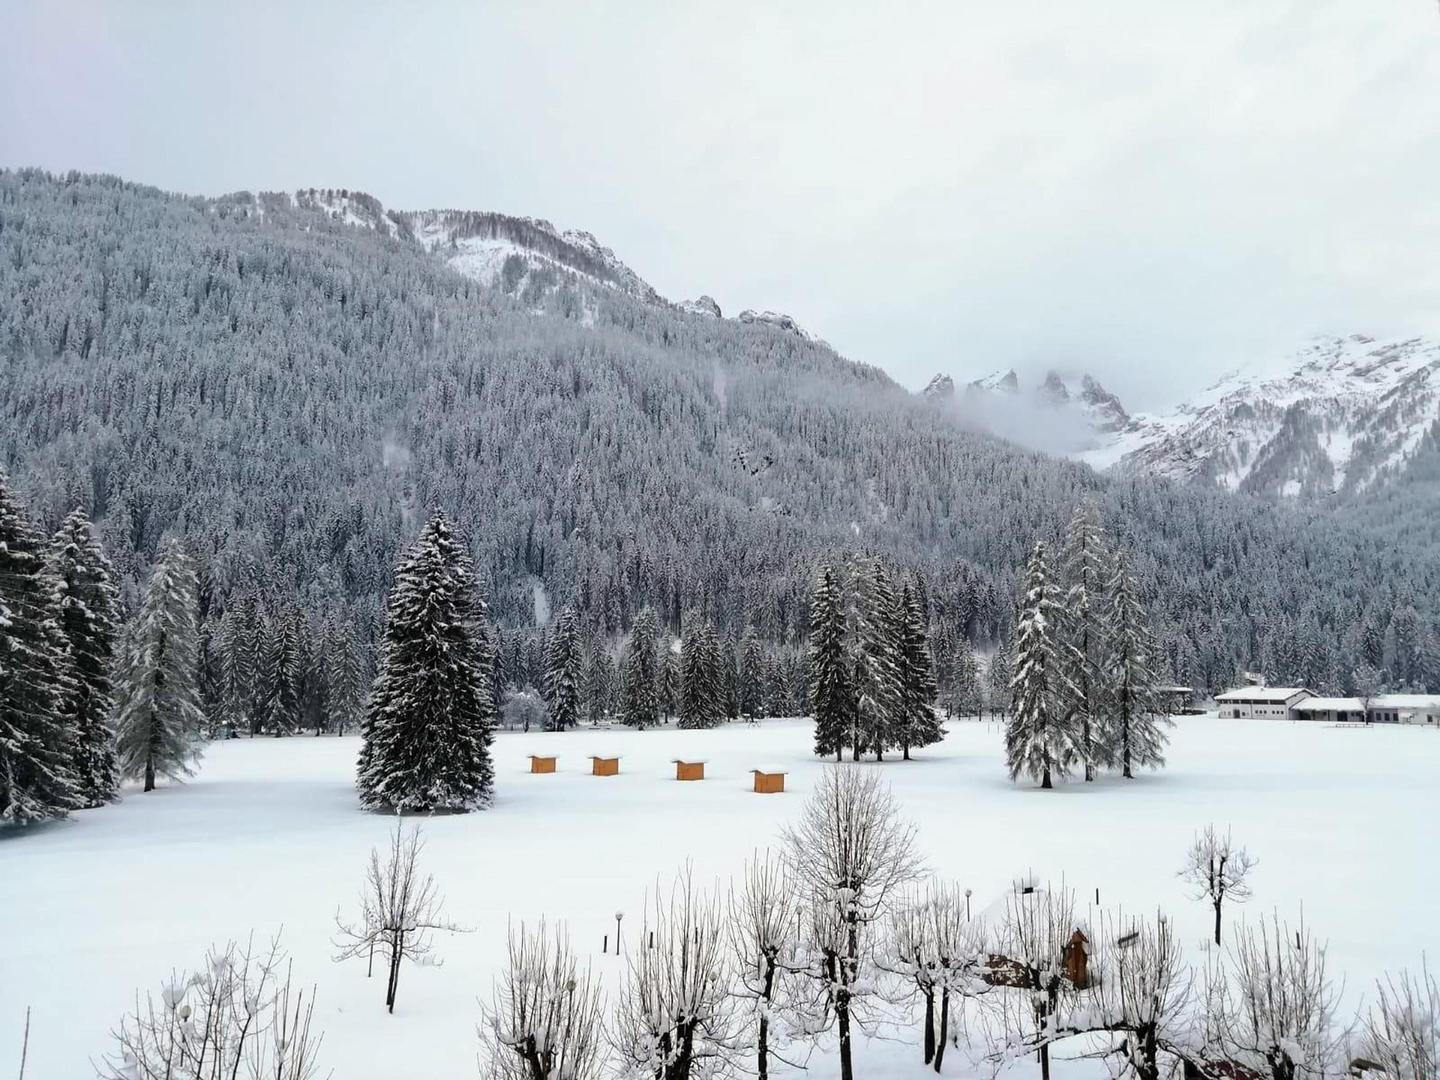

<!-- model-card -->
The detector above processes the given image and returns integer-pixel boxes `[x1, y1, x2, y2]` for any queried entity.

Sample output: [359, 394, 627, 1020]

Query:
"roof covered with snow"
[1215, 687, 1312, 702]
[1369, 694, 1440, 710]
[1292, 697, 1364, 712]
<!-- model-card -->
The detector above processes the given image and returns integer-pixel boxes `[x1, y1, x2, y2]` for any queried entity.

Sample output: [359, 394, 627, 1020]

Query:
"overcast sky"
[3, 1, 1439, 408]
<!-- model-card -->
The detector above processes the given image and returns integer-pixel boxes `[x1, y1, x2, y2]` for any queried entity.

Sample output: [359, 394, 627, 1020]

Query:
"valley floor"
[2, 715, 1436, 1078]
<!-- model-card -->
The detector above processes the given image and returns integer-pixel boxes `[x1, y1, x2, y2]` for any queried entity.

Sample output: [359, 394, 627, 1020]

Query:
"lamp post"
[615, 910, 624, 954]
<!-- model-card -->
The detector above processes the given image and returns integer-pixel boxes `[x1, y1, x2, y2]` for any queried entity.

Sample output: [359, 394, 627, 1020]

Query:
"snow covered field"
[3, 715, 1436, 1078]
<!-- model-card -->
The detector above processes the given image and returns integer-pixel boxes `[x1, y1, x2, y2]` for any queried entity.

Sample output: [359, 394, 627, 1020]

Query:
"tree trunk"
[933, 986, 950, 1072]
[903, 742, 911, 762]
[1213, 900, 1222, 946]
[837, 996, 853, 1080]
[922, 989, 935, 1064]
[143, 753, 155, 792]
[1041, 764, 1052, 789]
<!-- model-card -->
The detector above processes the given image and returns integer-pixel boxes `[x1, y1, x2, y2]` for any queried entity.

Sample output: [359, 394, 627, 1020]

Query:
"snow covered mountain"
[1090, 335, 1440, 499]
[931, 336, 1440, 501]
[274, 188, 818, 338]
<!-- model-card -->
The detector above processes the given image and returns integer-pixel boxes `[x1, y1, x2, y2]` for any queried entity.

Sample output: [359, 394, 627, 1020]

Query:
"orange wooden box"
[529, 755, 557, 774]
[673, 760, 705, 781]
[751, 769, 786, 794]
[589, 756, 620, 777]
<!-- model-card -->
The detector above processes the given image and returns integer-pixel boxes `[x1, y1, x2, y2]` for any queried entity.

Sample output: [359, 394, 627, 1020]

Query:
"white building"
[1215, 687, 1312, 720]
[1291, 696, 1365, 724]
[1366, 694, 1440, 726]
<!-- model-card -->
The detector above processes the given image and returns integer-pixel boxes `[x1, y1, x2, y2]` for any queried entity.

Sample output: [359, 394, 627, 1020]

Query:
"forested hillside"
[2, 168, 1436, 693]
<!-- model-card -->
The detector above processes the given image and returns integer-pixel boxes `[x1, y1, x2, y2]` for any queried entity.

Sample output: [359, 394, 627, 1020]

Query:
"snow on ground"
[2, 716, 1436, 1078]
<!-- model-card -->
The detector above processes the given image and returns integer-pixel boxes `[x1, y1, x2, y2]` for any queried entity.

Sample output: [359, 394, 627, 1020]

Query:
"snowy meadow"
[3, 714, 1435, 1079]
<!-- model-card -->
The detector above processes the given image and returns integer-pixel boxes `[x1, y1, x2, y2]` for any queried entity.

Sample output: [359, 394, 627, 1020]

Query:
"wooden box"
[590, 756, 620, 777]
[751, 769, 786, 794]
[529, 755, 556, 774]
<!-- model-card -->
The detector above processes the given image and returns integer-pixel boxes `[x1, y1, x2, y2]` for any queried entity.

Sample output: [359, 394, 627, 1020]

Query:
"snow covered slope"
[273, 188, 824, 342]
[1094, 335, 1440, 498]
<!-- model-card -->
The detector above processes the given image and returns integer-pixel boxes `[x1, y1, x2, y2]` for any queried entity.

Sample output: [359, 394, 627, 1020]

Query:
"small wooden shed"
[1062, 928, 1090, 989]
[751, 769, 786, 794]
[589, 755, 620, 777]
[528, 754, 557, 774]
[673, 760, 706, 781]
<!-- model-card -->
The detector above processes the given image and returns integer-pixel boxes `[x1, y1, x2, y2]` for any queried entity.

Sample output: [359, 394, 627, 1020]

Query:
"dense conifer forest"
[3, 168, 1437, 699]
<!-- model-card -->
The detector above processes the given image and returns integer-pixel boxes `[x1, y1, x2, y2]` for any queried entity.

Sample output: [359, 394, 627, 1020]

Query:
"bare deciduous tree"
[1053, 910, 1193, 1080]
[783, 766, 921, 1080]
[726, 852, 801, 1080]
[986, 883, 1082, 1080]
[100, 935, 325, 1080]
[1198, 914, 1344, 1080]
[1359, 960, 1438, 1080]
[478, 920, 606, 1080]
[1180, 825, 1257, 946]
[885, 880, 986, 1073]
[612, 868, 734, 1080]
[333, 818, 466, 1014]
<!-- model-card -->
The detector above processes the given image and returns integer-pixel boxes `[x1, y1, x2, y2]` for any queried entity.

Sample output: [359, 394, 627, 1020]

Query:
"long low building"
[1291, 696, 1365, 724]
[1215, 687, 1313, 720]
[1217, 687, 1440, 725]
[1367, 694, 1440, 726]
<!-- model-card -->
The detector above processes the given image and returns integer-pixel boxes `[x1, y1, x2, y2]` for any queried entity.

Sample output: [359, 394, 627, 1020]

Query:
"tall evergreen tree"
[618, 607, 660, 728]
[1104, 551, 1170, 778]
[852, 558, 901, 761]
[987, 639, 1013, 718]
[1006, 542, 1074, 789]
[0, 473, 79, 821]
[679, 616, 723, 729]
[807, 563, 851, 760]
[737, 624, 765, 720]
[893, 579, 942, 759]
[658, 645, 681, 722]
[1057, 503, 1110, 781]
[581, 630, 614, 725]
[950, 646, 982, 718]
[50, 509, 120, 807]
[260, 609, 303, 735]
[115, 540, 204, 793]
[543, 604, 583, 731]
[325, 618, 366, 736]
[216, 599, 255, 737]
[356, 513, 495, 812]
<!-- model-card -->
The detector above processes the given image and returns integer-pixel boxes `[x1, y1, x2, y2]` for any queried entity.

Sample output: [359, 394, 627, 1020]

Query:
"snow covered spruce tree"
[356, 513, 496, 812]
[808, 563, 852, 760]
[987, 638, 1013, 719]
[679, 616, 723, 729]
[115, 539, 204, 793]
[619, 606, 660, 728]
[544, 604, 583, 731]
[1057, 503, 1110, 781]
[0, 472, 79, 822]
[1104, 550, 1169, 778]
[851, 558, 902, 761]
[260, 608, 303, 736]
[1006, 542, 1074, 789]
[50, 508, 120, 807]
[893, 578, 942, 759]
[737, 624, 765, 720]
[325, 617, 367, 736]
[948, 646, 982, 719]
